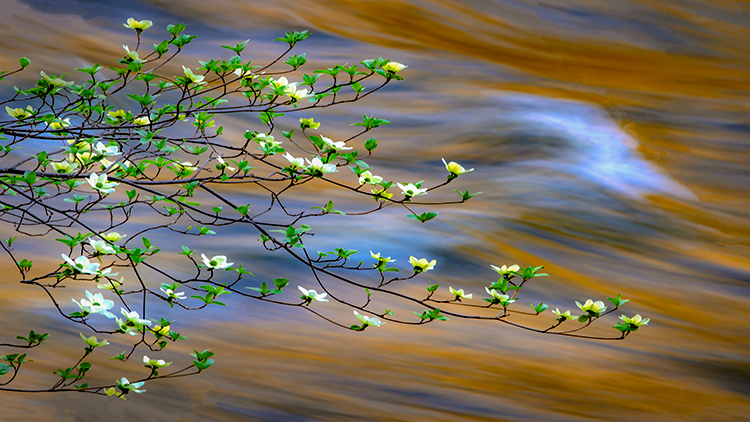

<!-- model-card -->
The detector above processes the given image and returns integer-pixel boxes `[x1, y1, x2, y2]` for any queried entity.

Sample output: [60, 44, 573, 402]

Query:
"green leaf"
[154, 40, 170, 56]
[167, 23, 186, 36]
[235, 204, 251, 216]
[455, 190, 482, 201]
[351, 115, 390, 130]
[109, 352, 126, 361]
[284, 53, 307, 69]
[613, 322, 631, 333]
[179, 245, 194, 256]
[530, 302, 549, 314]
[607, 294, 630, 308]
[364, 137, 379, 152]
[273, 30, 310, 47]
[170, 34, 197, 49]
[351, 82, 365, 94]
[407, 212, 438, 223]
[220, 39, 249, 55]
[273, 278, 289, 290]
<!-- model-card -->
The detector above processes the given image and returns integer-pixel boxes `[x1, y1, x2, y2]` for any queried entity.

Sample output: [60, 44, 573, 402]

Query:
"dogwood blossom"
[371, 188, 393, 200]
[259, 138, 282, 151]
[80, 333, 109, 348]
[409, 256, 436, 273]
[576, 299, 607, 316]
[370, 251, 394, 263]
[116, 309, 151, 336]
[50, 160, 79, 173]
[298, 286, 329, 303]
[61, 254, 100, 275]
[449, 287, 472, 300]
[285, 83, 310, 101]
[551, 308, 577, 321]
[99, 268, 118, 278]
[89, 238, 117, 255]
[117, 377, 146, 394]
[143, 355, 172, 368]
[94, 142, 121, 157]
[122, 45, 144, 63]
[6, 105, 34, 119]
[442, 158, 474, 176]
[283, 152, 305, 169]
[305, 157, 337, 175]
[485, 287, 517, 306]
[123, 18, 153, 31]
[201, 254, 233, 269]
[72, 291, 115, 318]
[182, 66, 205, 84]
[160, 286, 186, 301]
[216, 156, 236, 172]
[491, 264, 520, 276]
[252, 133, 274, 143]
[152, 324, 171, 337]
[354, 310, 385, 327]
[40, 71, 73, 88]
[397, 182, 427, 198]
[108, 109, 127, 120]
[620, 314, 650, 327]
[72, 151, 93, 164]
[382, 61, 407, 73]
[359, 171, 384, 185]
[321, 136, 352, 151]
[271, 76, 290, 89]
[299, 118, 320, 130]
[97, 277, 124, 291]
[48, 118, 71, 130]
[234, 68, 256, 79]
[133, 116, 151, 125]
[174, 161, 198, 175]
[103, 232, 126, 242]
[87, 173, 119, 194]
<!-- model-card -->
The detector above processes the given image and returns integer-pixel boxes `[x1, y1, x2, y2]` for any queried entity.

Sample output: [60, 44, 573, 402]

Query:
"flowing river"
[1, 0, 749, 420]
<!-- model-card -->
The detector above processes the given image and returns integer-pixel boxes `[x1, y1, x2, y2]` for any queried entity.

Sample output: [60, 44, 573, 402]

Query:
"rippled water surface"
[2, 0, 750, 420]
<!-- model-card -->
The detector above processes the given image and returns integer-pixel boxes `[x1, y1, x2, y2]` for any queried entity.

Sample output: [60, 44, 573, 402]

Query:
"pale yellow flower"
[551, 308, 577, 320]
[491, 264, 520, 276]
[354, 310, 385, 327]
[449, 287, 472, 300]
[123, 18, 153, 31]
[409, 256, 436, 273]
[50, 160, 79, 173]
[6, 105, 34, 119]
[382, 61, 407, 73]
[182, 66, 205, 84]
[48, 118, 71, 131]
[620, 314, 649, 327]
[576, 299, 607, 315]
[359, 171, 384, 186]
[299, 118, 320, 130]
[442, 158, 474, 176]
[40, 71, 73, 88]
[103, 232, 126, 242]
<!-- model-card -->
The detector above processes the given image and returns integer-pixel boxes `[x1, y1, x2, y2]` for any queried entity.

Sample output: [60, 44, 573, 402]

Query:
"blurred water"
[1, 0, 750, 420]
